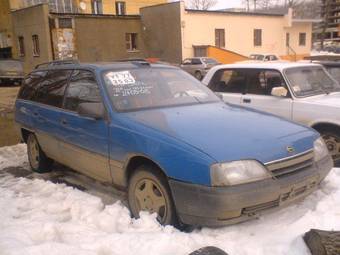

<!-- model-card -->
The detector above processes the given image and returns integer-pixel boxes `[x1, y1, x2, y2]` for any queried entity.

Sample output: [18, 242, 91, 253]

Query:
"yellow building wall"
[76, 0, 167, 15]
[180, 3, 312, 62]
[0, 0, 17, 56]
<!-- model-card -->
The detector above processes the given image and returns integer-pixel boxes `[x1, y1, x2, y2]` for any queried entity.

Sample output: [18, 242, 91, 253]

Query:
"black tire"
[195, 71, 203, 80]
[128, 165, 178, 226]
[318, 126, 340, 166]
[27, 133, 53, 173]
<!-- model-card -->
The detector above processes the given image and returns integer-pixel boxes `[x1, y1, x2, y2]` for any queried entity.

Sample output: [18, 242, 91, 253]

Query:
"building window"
[254, 29, 262, 47]
[126, 33, 138, 51]
[299, 33, 306, 46]
[91, 0, 103, 14]
[58, 18, 73, 29]
[286, 33, 290, 47]
[215, 29, 225, 48]
[18, 36, 25, 57]
[116, 1, 126, 15]
[32, 35, 40, 57]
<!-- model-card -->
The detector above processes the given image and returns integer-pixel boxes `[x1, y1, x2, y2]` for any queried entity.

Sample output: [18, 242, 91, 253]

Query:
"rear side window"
[208, 69, 246, 94]
[18, 71, 48, 100]
[34, 70, 72, 107]
[64, 70, 101, 112]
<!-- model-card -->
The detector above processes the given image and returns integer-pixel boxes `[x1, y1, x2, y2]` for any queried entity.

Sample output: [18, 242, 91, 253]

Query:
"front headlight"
[210, 160, 272, 186]
[314, 137, 329, 162]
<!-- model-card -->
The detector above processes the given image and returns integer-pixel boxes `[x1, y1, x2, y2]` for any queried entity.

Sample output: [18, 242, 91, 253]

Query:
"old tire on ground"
[189, 246, 228, 255]
[27, 133, 53, 173]
[194, 71, 203, 80]
[128, 165, 177, 226]
[318, 127, 340, 166]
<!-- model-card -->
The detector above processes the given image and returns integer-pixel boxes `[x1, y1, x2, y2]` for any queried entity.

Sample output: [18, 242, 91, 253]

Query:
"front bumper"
[169, 155, 333, 227]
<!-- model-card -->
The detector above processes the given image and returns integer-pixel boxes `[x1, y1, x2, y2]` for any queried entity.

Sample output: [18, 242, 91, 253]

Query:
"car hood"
[125, 103, 318, 164]
[300, 92, 340, 107]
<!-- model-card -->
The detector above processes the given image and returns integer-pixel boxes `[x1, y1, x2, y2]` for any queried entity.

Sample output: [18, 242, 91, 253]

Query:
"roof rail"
[34, 59, 79, 69]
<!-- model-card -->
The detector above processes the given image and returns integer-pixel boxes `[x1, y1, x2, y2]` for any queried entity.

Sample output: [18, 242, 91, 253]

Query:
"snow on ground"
[0, 144, 340, 255]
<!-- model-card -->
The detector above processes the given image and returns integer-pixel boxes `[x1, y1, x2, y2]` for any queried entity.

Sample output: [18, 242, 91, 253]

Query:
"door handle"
[243, 98, 251, 103]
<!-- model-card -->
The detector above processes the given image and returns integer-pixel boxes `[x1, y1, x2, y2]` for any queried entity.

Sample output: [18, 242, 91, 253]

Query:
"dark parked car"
[0, 59, 24, 85]
[15, 61, 332, 227]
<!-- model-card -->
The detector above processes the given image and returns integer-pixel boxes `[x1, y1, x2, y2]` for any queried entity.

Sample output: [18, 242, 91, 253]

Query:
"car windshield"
[102, 67, 219, 111]
[285, 66, 340, 97]
[325, 66, 340, 83]
[202, 58, 218, 64]
[0, 60, 23, 72]
[250, 54, 264, 61]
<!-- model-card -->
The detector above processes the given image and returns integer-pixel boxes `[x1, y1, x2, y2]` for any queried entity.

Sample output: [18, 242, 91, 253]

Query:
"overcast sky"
[213, 0, 243, 9]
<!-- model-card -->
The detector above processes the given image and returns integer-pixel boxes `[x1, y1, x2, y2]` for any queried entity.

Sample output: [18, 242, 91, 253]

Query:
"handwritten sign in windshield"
[106, 71, 153, 97]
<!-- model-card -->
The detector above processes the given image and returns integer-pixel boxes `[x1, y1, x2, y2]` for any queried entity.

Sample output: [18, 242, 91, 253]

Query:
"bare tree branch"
[187, 0, 218, 10]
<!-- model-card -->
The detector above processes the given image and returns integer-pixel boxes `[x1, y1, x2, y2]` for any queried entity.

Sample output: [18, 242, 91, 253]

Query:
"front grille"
[265, 149, 314, 178]
[243, 199, 280, 215]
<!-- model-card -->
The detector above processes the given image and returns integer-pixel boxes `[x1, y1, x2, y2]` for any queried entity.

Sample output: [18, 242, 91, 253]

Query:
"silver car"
[180, 57, 219, 80]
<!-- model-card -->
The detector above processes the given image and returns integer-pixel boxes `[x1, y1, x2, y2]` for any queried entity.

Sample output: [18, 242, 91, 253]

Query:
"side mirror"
[271, 86, 288, 97]
[78, 102, 105, 120]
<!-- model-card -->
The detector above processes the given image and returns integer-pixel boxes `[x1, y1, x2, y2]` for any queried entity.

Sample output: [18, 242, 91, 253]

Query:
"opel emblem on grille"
[286, 146, 295, 153]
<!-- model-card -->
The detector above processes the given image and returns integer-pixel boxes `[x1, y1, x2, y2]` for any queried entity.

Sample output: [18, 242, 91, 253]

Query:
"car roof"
[211, 62, 322, 71]
[32, 61, 179, 72]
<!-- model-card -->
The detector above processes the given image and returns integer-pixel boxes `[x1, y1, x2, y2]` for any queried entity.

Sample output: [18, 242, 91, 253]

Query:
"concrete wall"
[11, 4, 53, 73]
[140, 2, 182, 64]
[181, 3, 312, 60]
[73, 15, 146, 61]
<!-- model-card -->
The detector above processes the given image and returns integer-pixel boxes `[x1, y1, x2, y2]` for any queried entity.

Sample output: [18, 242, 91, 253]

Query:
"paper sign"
[106, 71, 136, 86]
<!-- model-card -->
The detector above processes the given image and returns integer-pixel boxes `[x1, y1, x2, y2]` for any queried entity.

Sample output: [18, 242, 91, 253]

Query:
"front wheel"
[320, 130, 340, 165]
[27, 133, 53, 173]
[194, 71, 203, 80]
[128, 166, 177, 226]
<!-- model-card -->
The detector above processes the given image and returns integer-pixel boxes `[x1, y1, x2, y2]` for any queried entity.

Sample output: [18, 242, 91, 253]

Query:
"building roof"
[185, 9, 285, 17]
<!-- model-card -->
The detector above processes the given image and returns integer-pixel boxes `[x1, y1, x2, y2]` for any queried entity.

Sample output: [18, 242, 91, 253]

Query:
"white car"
[203, 62, 340, 164]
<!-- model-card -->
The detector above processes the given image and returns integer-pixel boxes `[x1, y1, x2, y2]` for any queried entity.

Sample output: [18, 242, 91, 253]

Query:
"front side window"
[32, 35, 40, 57]
[326, 66, 340, 83]
[103, 68, 219, 112]
[246, 70, 286, 95]
[250, 54, 264, 61]
[64, 70, 101, 112]
[191, 58, 202, 65]
[34, 70, 72, 107]
[208, 69, 246, 93]
[126, 33, 138, 51]
[285, 66, 340, 97]
[201, 58, 218, 65]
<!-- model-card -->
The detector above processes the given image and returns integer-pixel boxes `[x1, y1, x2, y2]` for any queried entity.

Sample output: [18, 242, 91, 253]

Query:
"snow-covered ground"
[1, 144, 340, 255]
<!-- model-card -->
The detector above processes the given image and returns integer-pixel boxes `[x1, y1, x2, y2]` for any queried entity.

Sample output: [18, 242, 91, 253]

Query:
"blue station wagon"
[15, 61, 333, 227]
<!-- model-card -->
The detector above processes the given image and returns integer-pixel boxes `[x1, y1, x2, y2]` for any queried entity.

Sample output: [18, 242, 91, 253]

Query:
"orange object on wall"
[207, 46, 249, 64]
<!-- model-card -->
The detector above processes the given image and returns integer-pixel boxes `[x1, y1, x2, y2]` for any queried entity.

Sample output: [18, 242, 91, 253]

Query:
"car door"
[31, 69, 72, 163]
[59, 69, 111, 182]
[240, 69, 293, 119]
[207, 68, 246, 105]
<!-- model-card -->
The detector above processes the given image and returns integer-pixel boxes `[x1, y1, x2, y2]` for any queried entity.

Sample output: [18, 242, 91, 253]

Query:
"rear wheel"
[128, 165, 177, 226]
[194, 71, 203, 80]
[27, 134, 53, 173]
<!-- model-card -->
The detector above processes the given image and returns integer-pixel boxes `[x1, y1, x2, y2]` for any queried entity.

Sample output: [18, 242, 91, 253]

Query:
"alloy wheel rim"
[134, 178, 167, 223]
[28, 137, 39, 169]
[322, 134, 340, 161]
